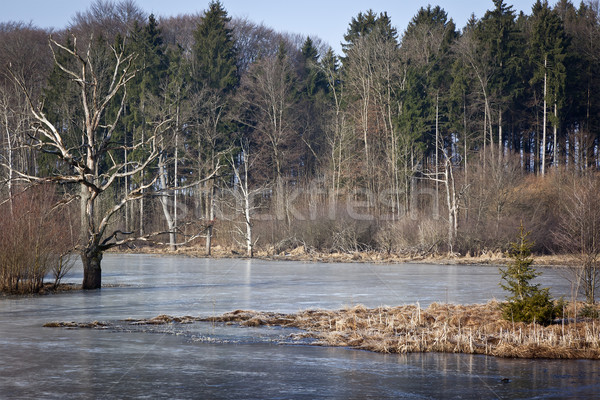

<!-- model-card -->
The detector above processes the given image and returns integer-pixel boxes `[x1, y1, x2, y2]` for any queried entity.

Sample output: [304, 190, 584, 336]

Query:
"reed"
[202, 301, 600, 359]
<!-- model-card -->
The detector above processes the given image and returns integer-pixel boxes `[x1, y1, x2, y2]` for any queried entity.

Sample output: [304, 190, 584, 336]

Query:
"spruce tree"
[190, 0, 239, 255]
[191, 0, 238, 93]
[476, 0, 523, 155]
[300, 37, 327, 99]
[500, 224, 558, 325]
[297, 37, 328, 176]
[342, 9, 378, 55]
[121, 15, 169, 234]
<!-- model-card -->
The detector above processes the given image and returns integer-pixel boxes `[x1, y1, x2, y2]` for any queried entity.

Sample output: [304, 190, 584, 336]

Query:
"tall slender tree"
[191, 0, 239, 254]
[528, 0, 567, 174]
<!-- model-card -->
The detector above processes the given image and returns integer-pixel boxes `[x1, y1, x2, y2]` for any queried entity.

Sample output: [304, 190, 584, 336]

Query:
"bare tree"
[69, 0, 146, 41]
[0, 23, 52, 214]
[189, 89, 227, 255]
[425, 147, 468, 253]
[5, 35, 169, 289]
[229, 141, 265, 257]
[554, 173, 600, 304]
[236, 51, 300, 226]
[320, 50, 354, 204]
[370, 27, 405, 218]
[452, 27, 495, 163]
[344, 35, 374, 202]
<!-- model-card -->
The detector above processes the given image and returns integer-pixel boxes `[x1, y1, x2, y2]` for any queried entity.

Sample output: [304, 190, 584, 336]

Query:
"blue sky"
[4, 0, 540, 54]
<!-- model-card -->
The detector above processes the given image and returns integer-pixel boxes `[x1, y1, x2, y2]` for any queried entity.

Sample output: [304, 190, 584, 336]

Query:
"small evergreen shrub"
[579, 304, 600, 319]
[499, 224, 559, 325]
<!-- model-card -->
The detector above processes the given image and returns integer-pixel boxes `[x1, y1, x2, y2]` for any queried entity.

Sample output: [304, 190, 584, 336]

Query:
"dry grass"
[202, 301, 600, 359]
[112, 244, 582, 267]
[43, 320, 112, 328]
[43, 300, 600, 359]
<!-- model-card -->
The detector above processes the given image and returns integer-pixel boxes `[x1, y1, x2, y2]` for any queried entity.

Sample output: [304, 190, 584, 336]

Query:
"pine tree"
[300, 37, 327, 99]
[342, 9, 378, 55]
[341, 10, 397, 61]
[476, 0, 523, 158]
[500, 224, 558, 325]
[190, 0, 239, 255]
[191, 0, 238, 92]
[297, 36, 328, 177]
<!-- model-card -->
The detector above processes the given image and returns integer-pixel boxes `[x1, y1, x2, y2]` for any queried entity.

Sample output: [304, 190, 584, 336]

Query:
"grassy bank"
[113, 244, 580, 267]
[201, 302, 600, 359]
[45, 301, 600, 359]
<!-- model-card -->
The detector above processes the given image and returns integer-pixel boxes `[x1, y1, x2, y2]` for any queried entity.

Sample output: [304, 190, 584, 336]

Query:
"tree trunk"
[3, 110, 14, 215]
[124, 147, 129, 231]
[244, 189, 253, 258]
[174, 122, 179, 241]
[483, 104, 487, 166]
[541, 58, 547, 176]
[463, 94, 468, 222]
[553, 102, 558, 169]
[139, 186, 144, 236]
[498, 107, 503, 161]
[435, 92, 439, 216]
[158, 154, 177, 250]
[205, 182, 214, 255]
[139, 126, 145, 235]
[81, 248, 102, 290]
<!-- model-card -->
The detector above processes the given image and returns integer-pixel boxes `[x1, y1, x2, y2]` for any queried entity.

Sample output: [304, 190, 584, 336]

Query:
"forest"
[1, 0, 600, 292]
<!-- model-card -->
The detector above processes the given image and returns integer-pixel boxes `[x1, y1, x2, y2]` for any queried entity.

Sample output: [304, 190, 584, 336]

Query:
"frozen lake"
[1, 254, 598, 399]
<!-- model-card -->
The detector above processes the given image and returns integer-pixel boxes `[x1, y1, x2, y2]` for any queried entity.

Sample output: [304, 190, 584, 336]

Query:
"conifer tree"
[190, 0, 239, 254]
[300, 37, 327, 99]
[476, 0, 522, 158]
[191, 0, 238, 92]
[500, 224, 558, 325]
[342, 10, 378, 55]
[123, 14, 168, 235]
[297, 37, 328, 176]
[528, 0, 567, 172]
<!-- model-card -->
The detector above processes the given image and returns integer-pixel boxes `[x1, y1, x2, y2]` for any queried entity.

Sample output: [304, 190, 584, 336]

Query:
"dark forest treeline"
[1, 0, 600, 291]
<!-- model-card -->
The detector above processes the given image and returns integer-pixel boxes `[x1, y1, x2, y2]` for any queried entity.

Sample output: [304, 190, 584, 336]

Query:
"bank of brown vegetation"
[44, 301, 600, 359]
[115, 243, 580, 269]
[204, 302, 600, 359]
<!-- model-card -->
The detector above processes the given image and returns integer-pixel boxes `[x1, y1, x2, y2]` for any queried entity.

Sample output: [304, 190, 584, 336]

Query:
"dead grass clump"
[43, 301, 600, 359]
[124, 315, 200, 325]
[205, 302, 600, 359]
[43, 320, 112, 329]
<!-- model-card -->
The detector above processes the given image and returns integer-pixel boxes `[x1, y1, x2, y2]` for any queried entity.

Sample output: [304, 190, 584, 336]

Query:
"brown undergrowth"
[1, 283, 81, 296]
[113, 244, 580, 267]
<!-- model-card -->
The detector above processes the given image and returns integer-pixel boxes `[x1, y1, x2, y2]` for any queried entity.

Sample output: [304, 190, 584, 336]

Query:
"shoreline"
[44, 301, 600, 360]
[110, 244, 579, 268]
